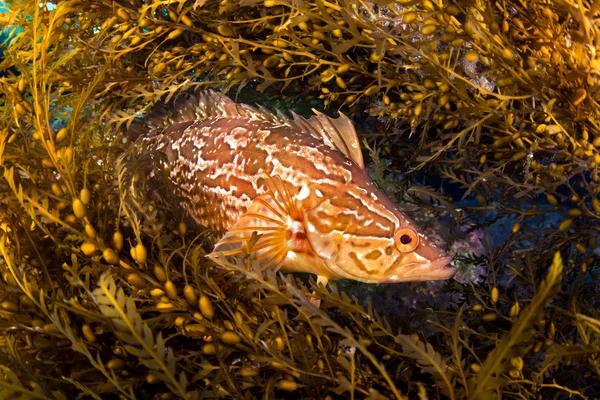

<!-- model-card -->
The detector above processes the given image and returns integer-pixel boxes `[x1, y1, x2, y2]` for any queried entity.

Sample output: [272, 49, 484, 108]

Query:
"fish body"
[135, 90, 454, 285]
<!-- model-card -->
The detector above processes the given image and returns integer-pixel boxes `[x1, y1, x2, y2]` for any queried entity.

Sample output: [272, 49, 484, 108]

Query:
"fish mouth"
[396, 256, 456, 282]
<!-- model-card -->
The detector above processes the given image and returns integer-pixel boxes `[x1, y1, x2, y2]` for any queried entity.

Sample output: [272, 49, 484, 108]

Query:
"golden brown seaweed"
[0, 0, 598, 398]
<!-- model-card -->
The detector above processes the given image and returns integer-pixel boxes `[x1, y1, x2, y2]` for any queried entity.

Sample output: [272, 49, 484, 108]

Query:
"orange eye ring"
[394, 227, 419, 252]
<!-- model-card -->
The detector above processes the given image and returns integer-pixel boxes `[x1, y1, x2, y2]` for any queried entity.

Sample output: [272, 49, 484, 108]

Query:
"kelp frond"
[396, 334, 453, 399]
[93, 272, 190, 398]
[0, 365, 51, 400]
[470, 252, 564, 398]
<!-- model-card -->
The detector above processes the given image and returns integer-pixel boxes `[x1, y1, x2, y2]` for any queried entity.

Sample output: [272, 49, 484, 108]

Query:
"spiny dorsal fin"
[293, 110, 364, 169]
[132, 91, 364, 169]
[129, 90, 287, 140]
[196, 90, 289, 124]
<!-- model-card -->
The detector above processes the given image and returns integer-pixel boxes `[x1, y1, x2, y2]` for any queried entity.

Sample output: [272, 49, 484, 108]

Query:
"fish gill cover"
[0, 0, 598, 399]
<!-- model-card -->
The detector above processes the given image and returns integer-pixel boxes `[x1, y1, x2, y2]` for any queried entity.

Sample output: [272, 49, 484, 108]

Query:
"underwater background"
[0, 0, 599, 398]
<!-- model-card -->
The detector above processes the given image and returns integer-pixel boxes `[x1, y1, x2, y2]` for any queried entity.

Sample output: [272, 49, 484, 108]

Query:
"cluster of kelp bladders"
[0, 0, 599, 398]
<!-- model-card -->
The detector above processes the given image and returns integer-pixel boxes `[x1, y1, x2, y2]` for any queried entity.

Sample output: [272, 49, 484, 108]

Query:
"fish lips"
[392, 256, 456, 282]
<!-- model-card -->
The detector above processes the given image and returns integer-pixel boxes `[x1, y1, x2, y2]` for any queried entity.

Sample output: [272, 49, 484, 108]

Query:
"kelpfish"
[133, 90, 455, 288]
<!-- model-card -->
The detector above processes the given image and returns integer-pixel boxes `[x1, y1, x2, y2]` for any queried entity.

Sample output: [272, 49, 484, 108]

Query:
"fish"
[132, 90, 455, 288]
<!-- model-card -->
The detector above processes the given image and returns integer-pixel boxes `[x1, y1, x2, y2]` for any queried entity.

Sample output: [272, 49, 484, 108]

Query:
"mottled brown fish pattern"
[134, 90, 454, 287]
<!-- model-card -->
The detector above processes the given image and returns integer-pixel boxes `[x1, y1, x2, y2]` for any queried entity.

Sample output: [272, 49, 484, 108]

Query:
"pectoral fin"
[209, 174, 307, 271]
[209, 194, 290, 270]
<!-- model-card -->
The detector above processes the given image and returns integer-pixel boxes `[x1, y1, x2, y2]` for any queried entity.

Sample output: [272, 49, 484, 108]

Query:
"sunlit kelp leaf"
[61, 377, 103, 400]
[46, 300, 137, 399]
[396, 334, 454, 398]
[469, 252, 564, 398]
[0, 365, 51, 400]
[93, 272, 190, 399]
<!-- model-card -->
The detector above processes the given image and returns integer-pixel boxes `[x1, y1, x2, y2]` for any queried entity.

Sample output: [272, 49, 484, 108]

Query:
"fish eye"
[394, 227, 419, 252]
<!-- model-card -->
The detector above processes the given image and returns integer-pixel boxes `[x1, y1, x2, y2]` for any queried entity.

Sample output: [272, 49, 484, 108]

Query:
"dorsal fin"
[129, 91, 364, 169]
[195, 90, 288, 124]
[128, 90, 286, 140]
[297, 110, 364, 169]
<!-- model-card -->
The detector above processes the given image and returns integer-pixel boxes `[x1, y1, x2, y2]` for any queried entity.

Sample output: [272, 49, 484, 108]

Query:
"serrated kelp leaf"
[332, 373, 353, 394]
[46, 307, 136, 400]
[92, 272, 187, 398]
[451, 305, 469, 391]
[122, 344, 147, 359]
[469, 252, 564, 399]
[253, 320, 277, 342]
[167, 343, 176, 374]
[366, 388, 389, 400]
[396, 334, 454, 399]
[0, 365, 50, 400]
[416, 382, 429, 400]
[61, 378, 102, 400]
[336, 355, 353, 373]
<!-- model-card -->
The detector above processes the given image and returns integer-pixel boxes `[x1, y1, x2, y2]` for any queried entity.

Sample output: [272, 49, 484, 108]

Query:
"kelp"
[0, 0, 599, 398]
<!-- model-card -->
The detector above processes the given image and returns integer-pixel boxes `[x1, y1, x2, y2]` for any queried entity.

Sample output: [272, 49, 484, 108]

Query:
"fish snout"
[399, 255, 456, 281]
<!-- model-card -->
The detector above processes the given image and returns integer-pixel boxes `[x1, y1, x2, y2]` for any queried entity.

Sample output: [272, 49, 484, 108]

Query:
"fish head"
[303, 191, 455, 283]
